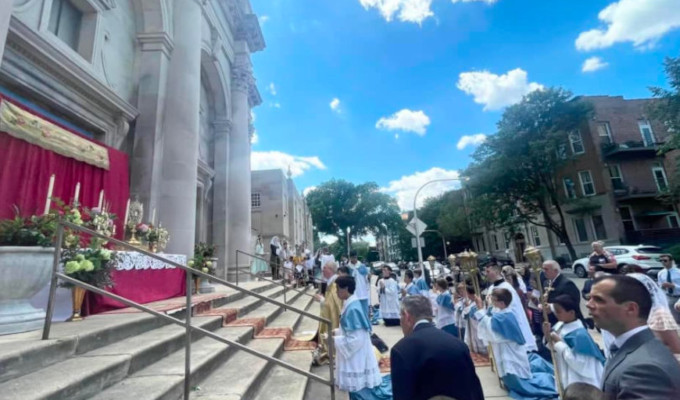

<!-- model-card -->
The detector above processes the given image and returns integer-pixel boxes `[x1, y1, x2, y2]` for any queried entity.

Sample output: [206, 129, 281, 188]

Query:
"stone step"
[191, 289, 316, 400]
[88, 287, 311, 400]
[0, 281, 279, 383]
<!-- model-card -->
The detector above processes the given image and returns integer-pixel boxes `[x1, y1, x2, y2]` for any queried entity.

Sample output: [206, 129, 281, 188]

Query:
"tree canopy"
[464, 87, 593, 259]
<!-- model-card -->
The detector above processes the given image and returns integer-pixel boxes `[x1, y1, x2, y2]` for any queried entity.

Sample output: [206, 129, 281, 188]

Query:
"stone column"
[130, 33, 172, 216]
[157, 0, 202, 257]
[227, 45, 254, 281]
[0, 1, 13, 62]
[212, 119, 232, 280]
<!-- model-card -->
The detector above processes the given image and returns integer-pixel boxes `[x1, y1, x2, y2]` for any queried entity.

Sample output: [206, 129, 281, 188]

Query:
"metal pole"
[442, 236, 448, 260]
[184, 267, 192, 400]
[327, 320, 336, 400]
[236, 251, 239, 285]
[42, 219, 64, 340]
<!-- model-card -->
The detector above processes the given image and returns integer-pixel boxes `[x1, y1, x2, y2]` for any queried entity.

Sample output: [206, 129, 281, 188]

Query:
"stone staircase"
[0, 281, 333, 400]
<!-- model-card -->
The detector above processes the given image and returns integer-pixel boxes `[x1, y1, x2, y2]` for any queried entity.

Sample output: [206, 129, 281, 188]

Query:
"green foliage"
[61, 247, 117, 288]
[0, 207, 57, 247]
[664, 244, 680, 263]
[306, 179, 403, 242]
[190, 242, 217, 275]
[464, 88, 594, 259]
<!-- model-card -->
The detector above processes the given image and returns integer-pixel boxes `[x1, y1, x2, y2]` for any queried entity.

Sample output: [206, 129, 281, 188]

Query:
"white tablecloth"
[114, 252, 186, 271]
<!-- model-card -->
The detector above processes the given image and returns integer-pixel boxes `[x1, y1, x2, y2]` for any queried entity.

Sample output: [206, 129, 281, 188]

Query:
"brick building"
[471, 95, 680, 262]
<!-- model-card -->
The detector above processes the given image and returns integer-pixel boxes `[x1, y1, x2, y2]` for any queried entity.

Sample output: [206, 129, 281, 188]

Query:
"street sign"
[411, 237, 425, 248]
[406, 217, 427, 237]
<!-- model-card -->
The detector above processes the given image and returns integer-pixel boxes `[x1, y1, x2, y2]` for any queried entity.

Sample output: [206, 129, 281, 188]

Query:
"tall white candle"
[123, 198, 130, 226]
[151, 208, 156, 225]
[44, 174, 55, 215]
[73, 182, 80, 205]
[98, 189, 104, 209]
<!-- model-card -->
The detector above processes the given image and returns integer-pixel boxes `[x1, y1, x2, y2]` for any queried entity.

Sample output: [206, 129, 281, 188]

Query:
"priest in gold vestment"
[312, 260, 344, 365]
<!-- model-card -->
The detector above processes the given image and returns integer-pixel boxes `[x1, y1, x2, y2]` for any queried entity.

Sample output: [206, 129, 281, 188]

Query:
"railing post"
[42, 218, 64, 340]
[236, 251, 239, 285]
[184, 268, 192, 400]
[327, 320, 336, 400]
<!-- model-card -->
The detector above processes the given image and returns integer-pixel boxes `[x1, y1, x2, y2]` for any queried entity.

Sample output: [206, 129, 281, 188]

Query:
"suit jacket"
[391, 322, 484, 400]
[543, 273, 583, 325]
[603, 328, 680, 400]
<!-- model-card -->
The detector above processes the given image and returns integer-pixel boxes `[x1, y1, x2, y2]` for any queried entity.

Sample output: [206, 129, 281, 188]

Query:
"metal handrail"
[236, 250, 316, 299]
[42, 219, 335, 400]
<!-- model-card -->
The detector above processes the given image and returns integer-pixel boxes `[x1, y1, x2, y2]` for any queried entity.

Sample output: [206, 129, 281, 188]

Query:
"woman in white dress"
[250, 235, 269, 278]
[378, 265, 400, 326]
[333, 275, 382, 394]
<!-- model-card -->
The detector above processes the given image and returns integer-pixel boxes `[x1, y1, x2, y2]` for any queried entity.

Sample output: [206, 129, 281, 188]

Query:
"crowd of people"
[257, 239, 680, 399]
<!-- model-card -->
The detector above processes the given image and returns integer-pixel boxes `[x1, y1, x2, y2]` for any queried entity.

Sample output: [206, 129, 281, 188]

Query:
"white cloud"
[457, 133, 487, 150]
[259, 15, 270, 24]
[582, 56, 609, 72]
[330, 98, 341, 113]
[251, 151, 326, 178]
[376, 109, 431, 136]
[251, 131, 259, 145]
[268, 83, 277, 96]
[303, 186, 317, 196]
[382, 167, 461, 210]
[358, 0, 434, 25]
[451, 0, 498, 3]
[575, 0, 680, 51]
[457, 68, 543, 111]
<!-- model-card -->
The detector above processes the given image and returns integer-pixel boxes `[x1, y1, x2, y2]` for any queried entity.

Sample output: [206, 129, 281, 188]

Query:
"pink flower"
[136, 223, 149, 233]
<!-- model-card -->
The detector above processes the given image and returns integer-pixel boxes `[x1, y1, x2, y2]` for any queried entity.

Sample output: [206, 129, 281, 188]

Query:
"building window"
[668, 214, 680, 229]
[608, 165, 625, 190]
[578, 170, 595, 196]
[569, 131, 585, 155]
[638, 120, 656, 147]
[620, 206, 636, 231]
[591, 215, 607, 240]
[530, 226, 541, 246]
[251, 193, 261, 208]
[491, 234, 499, 251]
[573, 218, 589, 242]
[556, 144, 567, 160]
[49, 0, 83, 51]
[563, 177, 577, 199]
[652, 165, 669, 192]
[597, 122, 613, 145]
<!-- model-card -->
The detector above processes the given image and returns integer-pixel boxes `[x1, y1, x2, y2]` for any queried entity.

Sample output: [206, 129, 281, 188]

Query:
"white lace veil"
[270, 236, 280, 248]
[629, 273, 669, 311]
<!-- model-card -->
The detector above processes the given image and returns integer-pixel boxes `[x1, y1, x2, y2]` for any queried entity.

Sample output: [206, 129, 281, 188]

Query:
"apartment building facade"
[471, 95, 679, 262]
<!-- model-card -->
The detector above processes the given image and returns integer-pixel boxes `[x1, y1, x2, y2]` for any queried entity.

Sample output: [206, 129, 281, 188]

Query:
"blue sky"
[249, 0, 680, 210]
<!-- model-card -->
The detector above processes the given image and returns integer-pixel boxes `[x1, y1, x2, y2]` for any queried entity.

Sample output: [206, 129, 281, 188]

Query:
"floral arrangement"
[88, 207, 116, 245]
[61, 246, 118, 288]
[189, 242, 216, 275]
[147, 224, 170, 251]
[133, 223, 150, 241]
[0, 206, 56, 247]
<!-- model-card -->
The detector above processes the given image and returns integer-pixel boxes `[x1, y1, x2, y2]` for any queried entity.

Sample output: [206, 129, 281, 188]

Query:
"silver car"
[570, 245, 665, 278]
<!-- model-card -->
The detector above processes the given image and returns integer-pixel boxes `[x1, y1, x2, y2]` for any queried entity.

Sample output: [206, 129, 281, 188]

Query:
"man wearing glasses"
[657, 254, 680, 323]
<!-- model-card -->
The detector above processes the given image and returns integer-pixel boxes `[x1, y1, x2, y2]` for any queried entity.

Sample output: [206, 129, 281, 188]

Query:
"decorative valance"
[0, 99, 109, 170]
[114, 252, 187, 271]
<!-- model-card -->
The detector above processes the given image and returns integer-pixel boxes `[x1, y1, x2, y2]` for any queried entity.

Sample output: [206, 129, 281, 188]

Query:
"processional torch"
[523, 246, 564, 399]
[459, 250, 501, 386]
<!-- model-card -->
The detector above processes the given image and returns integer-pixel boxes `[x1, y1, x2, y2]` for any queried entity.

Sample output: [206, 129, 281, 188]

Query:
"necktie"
[667, 270, 673, 295]
[609, 343, 619, 357]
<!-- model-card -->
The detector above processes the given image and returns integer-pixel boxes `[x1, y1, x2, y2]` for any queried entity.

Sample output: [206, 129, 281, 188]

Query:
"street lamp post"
[412, 178, 461, 277]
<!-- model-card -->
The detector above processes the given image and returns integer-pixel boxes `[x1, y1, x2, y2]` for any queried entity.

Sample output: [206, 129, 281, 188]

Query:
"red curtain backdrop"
[0, 94, 129, 240]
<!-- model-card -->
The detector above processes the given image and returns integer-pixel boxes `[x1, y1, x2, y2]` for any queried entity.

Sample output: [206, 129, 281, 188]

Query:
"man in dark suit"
[587, 275, 680, 400]
[542, 260, 583, 325]
[390, 295, 484, 400]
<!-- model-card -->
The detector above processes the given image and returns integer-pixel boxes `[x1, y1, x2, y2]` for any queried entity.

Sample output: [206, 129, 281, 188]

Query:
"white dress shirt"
[657, 266, 680, 297]
[612, 325, 649, 351]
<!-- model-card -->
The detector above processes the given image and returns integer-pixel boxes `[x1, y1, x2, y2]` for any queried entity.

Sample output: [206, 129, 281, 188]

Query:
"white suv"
[570, 245, 664, 279]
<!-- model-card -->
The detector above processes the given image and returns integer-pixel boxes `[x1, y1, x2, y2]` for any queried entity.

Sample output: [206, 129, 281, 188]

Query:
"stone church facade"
[0, 0, 264, 280]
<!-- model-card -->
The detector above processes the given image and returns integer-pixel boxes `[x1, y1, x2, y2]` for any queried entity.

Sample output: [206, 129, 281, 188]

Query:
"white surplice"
[552, 320, 604, 390]
[475, 308, 532, 379]
[379, 277, 400, 319]
[487, 280, 537, 351]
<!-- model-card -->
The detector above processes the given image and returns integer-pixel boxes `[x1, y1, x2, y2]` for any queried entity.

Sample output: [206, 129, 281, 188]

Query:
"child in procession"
[435, 278, 459, 337]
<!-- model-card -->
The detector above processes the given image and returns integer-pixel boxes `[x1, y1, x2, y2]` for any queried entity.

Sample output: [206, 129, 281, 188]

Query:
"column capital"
[137, 32, 174, 58]
[231, 57, 254, 94]
[213, 118, 233, 139]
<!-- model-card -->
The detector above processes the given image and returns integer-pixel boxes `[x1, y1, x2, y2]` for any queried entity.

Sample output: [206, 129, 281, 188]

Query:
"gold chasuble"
[313, 279, 343, 365]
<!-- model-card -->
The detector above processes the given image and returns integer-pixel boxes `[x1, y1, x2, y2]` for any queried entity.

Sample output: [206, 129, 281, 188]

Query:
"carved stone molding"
[137, 32, 174, 58]
[231, 57, 253, 94]
[236, 14, 265, 53]
[213, 118, 233, 139]
[95, 0, 117, 10]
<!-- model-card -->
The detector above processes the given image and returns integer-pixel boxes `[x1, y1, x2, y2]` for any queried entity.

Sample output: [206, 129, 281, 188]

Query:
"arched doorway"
[514, 233, 526, 263]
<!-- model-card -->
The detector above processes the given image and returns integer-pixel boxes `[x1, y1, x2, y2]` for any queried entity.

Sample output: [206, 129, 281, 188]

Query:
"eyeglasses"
[661, 259, 671, 263]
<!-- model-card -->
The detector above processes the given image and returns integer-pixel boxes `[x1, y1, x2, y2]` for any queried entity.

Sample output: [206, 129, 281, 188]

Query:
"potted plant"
[0, 207, 57, 334]
[189, 242, 216, 294]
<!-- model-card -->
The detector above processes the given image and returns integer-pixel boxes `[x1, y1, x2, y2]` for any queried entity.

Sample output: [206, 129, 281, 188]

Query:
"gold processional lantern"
[458, 250, 481, 297]
[522, 246, 564, 399]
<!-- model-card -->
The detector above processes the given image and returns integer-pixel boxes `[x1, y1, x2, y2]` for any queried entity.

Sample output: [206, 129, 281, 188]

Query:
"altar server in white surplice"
[347, 251, 370, 319]
[475, 288, 558, 400]
[379, 265, 401, 326]
[484, 264, 537, 352]
[543, 294, 604, 392]
[333, 275, 382, 394]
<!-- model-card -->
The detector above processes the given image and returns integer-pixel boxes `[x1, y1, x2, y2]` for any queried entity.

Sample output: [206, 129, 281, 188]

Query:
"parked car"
[570, 245, 664, 279]
[478, 253, 515, 269]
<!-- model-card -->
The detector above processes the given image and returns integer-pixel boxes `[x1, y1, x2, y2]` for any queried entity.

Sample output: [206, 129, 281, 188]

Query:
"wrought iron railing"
[42, 219, 335, 400]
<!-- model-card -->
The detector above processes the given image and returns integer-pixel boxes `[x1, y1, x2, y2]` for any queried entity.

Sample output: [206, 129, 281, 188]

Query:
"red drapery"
[0, 94, 129, 239]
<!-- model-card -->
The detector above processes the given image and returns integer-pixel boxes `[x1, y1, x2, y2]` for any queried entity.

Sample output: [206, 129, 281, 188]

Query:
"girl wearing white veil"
[627, 271, 680, 363]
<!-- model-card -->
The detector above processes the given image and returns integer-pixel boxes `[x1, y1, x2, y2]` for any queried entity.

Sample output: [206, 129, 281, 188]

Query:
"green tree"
[464, 88, 593, 260]
[306, 179, 403, 255]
